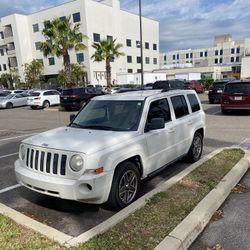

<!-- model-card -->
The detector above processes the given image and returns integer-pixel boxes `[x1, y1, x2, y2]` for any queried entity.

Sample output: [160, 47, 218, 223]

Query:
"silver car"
[0, 93, 28, 109]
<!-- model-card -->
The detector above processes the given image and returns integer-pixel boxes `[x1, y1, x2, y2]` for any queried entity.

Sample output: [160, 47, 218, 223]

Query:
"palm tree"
[92, 39, 124, 93]
[40, 16, 86, 88]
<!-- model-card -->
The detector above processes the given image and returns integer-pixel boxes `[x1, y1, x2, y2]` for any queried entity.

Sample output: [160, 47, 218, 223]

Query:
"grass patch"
[78, 148, 244, 250]
[0, 149, 244, 249]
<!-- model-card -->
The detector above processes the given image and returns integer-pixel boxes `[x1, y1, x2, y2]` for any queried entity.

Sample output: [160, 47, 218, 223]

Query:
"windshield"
[224, 83, 250, 93]
[4, 94, 14, 99]
[71, 100, 144, 131]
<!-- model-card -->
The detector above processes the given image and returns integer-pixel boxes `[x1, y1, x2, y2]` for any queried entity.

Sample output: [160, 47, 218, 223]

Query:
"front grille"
[25, 148, 67, 176]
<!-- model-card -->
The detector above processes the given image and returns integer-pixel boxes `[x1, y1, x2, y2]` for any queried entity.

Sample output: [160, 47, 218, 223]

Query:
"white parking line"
[211, 110, 221, 115]
[0, 184, 21, 194]
[0, 152, 19, 159]
[0, 133, 37, 142]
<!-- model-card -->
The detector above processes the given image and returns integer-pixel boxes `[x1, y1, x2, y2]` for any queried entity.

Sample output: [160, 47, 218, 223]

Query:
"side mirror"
[70, 114, 76, 123]
[146, 118, 165, 131]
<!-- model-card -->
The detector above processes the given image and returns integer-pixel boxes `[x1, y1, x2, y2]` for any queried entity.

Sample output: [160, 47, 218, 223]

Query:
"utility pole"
[139, 0, 144, 89]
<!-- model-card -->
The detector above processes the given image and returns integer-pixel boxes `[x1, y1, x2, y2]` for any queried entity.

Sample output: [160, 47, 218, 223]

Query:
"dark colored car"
[152, 80, 189, 90]
[208, 79, 231, 104]
[60, 87, 104, 110]
[188, 81, 204, 93]
[221, 80, 250, 114]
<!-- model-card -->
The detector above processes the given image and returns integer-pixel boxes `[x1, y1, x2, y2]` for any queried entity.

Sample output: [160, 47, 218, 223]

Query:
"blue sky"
[0, 0, 249, 52]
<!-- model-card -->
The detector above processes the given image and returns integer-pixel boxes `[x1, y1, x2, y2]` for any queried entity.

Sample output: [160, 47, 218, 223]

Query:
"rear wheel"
[107, 162, 140, 209]
[6, 102, 13, 109]
[43, 100, 50, 109]
[186, 132, 203, 163]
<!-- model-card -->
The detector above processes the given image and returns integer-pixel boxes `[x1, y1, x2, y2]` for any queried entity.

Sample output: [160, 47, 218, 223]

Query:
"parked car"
[27, 90, 60, 109]
[208, 79, 231, 104]
[3, 90, 25, 94]
[0, 93, 28, 109]
[0, 92, 10, 98]
[152, 80, 189, 90]
[15, 89, 205, 209]
[221, 80, 250, 114]
[60, 87, 104, 110]
[187, 81, 204, 93]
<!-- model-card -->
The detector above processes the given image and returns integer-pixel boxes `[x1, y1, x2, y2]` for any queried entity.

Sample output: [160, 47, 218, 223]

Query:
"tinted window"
[30, 92, 41, 97]
[62, 88, 83, 95]
[224, 83, 250, 93]
[126, 39, 132, 47]
[171, 95, 189, 119]
[86, 88, 96, 94]
[73, 12, 81, 23]
[187, 94, 201, 113]
[93, 33, 100, 42]
[213, 82, 228, 89]
[153, 81, 169, 89]
[147, 99, 171, 123]
[43, 91, 53, 96]
[33, 24, 39, 32]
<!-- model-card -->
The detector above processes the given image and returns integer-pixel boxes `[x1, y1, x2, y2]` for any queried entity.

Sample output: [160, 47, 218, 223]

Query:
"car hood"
[23, 126, 140, 155]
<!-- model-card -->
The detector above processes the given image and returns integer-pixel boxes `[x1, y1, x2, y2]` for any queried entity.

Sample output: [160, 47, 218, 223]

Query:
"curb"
[155, 151, 250, 250]
[66, 148, 225, 247]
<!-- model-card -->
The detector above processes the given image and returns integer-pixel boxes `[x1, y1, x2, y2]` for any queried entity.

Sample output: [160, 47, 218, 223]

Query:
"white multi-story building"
[0, 0, 159, 85]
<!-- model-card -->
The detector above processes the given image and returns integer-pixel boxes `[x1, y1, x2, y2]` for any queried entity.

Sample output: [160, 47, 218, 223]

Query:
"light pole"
[139, 0, 144, 89]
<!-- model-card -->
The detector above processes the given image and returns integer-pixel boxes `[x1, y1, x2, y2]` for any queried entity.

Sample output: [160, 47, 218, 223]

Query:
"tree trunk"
[106, 58, 112, 94]
[63, 51, 71, 88]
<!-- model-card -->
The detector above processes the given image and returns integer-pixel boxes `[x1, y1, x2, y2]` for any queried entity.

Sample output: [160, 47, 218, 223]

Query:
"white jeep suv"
[15, 89, 205, 209]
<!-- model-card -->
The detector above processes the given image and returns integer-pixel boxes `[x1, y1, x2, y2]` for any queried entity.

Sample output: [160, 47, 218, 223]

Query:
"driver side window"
[147, 99, 171, 123]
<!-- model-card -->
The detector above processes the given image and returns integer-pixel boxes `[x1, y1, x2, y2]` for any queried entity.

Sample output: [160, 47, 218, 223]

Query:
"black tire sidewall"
[6, 102, 13, 109]
[187, 132, 203, 163]
[108, 162, 140, 209]
[43, 101, 50, 108]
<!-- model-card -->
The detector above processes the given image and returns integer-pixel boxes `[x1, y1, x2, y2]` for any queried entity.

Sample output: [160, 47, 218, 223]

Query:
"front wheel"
[107, 162, 140, 209]
[6, 102, 13, 109]
[186, 132, 203, 163]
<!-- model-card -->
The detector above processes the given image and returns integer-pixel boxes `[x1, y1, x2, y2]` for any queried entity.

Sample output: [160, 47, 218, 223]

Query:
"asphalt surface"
[0, 95, 250, 239]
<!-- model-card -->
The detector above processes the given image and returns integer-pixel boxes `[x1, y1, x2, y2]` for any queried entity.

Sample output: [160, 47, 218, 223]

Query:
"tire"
[107, 162, 140, 209]
[43, 100, 50, 109]
[186, 132, 203, 163]
[221, 108, 228, 115]
[6, 102, 13, 109]
[209, 99, 214, 104]
[30, 106, 37, 110]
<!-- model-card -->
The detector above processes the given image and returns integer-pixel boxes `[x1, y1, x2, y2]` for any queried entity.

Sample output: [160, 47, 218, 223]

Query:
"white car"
[0, 93, 28, 109]
[27, 90, 60, 109]
[15, 89, 205, 208]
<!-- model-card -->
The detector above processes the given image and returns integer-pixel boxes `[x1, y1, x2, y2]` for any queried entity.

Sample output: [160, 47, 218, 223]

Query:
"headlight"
[70, 154, 84, 172]
[19, 144, 25, 160]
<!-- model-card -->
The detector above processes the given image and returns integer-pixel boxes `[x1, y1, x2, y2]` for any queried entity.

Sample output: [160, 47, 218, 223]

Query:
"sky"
[0, 0, 249, 52]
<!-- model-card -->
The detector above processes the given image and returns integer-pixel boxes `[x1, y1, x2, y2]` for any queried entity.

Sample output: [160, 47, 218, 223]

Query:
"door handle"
[168, 128, 175, 133]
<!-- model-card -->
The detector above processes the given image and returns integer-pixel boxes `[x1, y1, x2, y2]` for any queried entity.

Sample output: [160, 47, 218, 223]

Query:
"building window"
[231, 57, 234, 63]
[200, 52, 203, 57]
[0, 49, 4, 56]
[137, 69, 142, 73]
[32, 23, 39, 32]
[127, 55, 132, 63]
[236, 56, 240, 62]
[48, 57, 55, 65]
[205, 51, 208, 57]
[128, 69, 133, 73]
[136, 41, 141, 48]
[72, 12, 81, 23]
[37, 59, 43, 65]
[35, 42, 41, 50]
[126, 39, 132, 47]
[215, 58, 218, 64]
[186, 53, 189, 59]
[176, 54, 179, 60]
[145, 57, 150, 64]
[145, 42, 149, 49]
[137, 56, 141, 64]
[190, 53, 193, 58]
[60, 16, 66, 21]
[76, 53, 84, 63]
[153, 58, 157, 64]
[219, 58, 223, 64]
[164, 55, 167, 61]
[107, 35, 113, 41]
[236, 47, 240, 54]
[153, 44, 157, 50]
[3, 64, 7, 71]
[231, 48, 235, 54]
[173, 55, 176, 60]
[93, 33, 100, 42]
[220, 49, 223, 55]
[0, 31, 4, 39]
[215, 50, 218, 56]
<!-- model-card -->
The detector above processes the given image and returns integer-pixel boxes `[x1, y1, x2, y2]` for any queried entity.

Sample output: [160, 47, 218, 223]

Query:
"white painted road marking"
[211, 110, 221, 115]
[0, 184, 21, 194]
[0, 133, 37, 142]
[0, 152, 19, 159]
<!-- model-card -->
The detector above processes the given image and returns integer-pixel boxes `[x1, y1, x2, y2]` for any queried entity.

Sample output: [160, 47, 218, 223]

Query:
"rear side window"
[187, 94, 201, 113]
[30, 92, 40, 97]
[224, 83, 250, 93]
[44, 91, 53, 96]
[171, 95, 189, 119]
[147, 99, 171, 123]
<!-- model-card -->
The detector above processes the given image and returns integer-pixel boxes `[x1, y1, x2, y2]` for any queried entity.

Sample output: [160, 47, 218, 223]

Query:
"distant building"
[0, 0, 159, 85]
[159, 35, 250, 80]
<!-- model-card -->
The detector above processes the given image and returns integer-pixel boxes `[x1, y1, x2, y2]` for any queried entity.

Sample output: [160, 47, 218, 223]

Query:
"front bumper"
[15, 159, 113, 204]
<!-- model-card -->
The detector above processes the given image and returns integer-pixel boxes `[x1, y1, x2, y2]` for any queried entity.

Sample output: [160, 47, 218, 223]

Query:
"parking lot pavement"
[0, 100, 250, 237]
